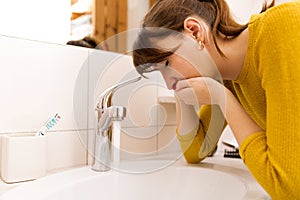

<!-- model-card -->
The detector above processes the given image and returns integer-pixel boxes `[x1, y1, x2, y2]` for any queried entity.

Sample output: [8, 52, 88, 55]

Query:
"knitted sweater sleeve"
[239, 2, 300, 199]
[176, 105, 226, 163]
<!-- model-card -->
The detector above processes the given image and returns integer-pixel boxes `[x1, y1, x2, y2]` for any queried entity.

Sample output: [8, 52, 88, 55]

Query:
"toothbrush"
[36, 113, 61, 136]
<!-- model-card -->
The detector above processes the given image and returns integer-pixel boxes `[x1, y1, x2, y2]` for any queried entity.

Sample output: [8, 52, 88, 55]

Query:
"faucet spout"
[92, 77, 141, 172]
[92, 128, 111, 171]
[92, 106, 126, 172]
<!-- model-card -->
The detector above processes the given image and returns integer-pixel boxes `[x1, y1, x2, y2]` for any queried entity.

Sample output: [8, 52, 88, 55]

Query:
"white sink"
[0, 160, 247, 200]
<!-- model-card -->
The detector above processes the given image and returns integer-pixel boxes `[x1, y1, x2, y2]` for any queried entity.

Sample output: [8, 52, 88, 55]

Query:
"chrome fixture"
[92, 76, 142, 172]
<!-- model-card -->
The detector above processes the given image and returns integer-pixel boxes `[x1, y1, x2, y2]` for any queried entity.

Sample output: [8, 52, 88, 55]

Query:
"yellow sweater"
[177, 1, 300, 199]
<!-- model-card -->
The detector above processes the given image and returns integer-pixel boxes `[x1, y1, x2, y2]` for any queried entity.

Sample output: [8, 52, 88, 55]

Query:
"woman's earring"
[198, 40, 205, 50]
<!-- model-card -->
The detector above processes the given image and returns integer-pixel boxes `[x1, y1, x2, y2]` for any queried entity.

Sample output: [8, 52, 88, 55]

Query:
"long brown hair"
[133, 0, 275, 75]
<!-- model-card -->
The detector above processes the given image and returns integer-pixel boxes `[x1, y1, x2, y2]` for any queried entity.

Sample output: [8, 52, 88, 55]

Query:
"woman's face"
[158, 53, 201, 90]
[149, 31, 219, 90]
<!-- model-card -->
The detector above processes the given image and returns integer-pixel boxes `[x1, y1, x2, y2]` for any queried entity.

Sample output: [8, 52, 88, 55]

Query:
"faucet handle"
[98, 106, 126, 132]
[108, 106, 126, 121]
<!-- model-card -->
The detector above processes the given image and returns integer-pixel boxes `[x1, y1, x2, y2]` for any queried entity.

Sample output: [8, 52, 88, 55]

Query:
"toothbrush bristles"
[36, 113, 61, 136]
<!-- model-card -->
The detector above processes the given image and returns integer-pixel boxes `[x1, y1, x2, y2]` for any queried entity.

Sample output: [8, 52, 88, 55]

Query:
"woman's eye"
[165, 60, 169, 67]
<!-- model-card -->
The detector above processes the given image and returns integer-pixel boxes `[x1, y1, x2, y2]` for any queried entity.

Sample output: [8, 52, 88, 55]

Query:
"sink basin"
[0, 160, 247, 200]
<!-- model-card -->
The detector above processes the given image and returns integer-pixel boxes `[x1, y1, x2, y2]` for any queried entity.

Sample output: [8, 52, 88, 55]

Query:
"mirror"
[0, 0, 288, 52]
[0, 0, 72, 45]
[0, 0, 150, 53]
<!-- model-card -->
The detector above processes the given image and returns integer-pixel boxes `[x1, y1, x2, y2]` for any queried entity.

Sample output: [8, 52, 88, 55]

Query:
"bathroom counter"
[0, 166, 82, 196]
[0, 156, 270, 199]
[0, 181, 16, 196]
[193, 154, 270, 199]
[0, 128, 271, 199]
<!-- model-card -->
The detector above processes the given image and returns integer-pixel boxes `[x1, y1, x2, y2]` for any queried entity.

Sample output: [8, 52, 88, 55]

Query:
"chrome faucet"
[92, 76, 142, 172]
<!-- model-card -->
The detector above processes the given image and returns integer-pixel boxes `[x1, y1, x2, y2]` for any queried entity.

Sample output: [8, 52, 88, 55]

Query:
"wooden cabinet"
[93, 0, 127, 53]
[150, 0, 156, 7]
[92, 0, 156, 53]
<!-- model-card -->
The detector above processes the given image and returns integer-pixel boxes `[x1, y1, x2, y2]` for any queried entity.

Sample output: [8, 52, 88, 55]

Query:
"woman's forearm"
[174, 77, 262, 145]
[175, 95, 199, 136]
[219, 89, 263, 145]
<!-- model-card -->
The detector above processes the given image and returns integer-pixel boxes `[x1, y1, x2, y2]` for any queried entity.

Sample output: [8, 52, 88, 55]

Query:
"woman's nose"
[160, 72, 174, 90]
[166, 82, 173, 90]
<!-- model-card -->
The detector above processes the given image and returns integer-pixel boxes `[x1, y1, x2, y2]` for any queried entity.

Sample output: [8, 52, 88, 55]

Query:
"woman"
[132, 0, 300, 199]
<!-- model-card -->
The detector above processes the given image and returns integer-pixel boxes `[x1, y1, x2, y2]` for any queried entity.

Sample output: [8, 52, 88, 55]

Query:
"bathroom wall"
[227, 0, 291, 24]
[85, 46, 178, 162]
[0, 35, 89, 173]
[0, 34, 179, 176]
[0, 0, 70, 44]
[0, 0, 151, 51]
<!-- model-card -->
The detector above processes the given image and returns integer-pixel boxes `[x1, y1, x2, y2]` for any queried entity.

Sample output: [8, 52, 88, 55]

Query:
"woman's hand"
[174, 77, 227, 106]
[174, 90, 200, 136]
[175, 77, 263, 145]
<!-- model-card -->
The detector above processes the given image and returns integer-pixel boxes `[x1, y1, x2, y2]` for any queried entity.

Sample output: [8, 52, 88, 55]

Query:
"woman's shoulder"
[251, 1, 300, 25]
[248, 1, 300, 45]
[265, 1, 299, 17]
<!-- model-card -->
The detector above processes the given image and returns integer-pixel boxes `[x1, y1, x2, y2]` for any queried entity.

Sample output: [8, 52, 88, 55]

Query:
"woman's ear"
[183, 17, 205, 42]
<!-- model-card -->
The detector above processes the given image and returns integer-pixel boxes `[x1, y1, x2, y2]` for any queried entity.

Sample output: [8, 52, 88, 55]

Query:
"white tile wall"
[87, 50, 163, 160]
[157, 102, 181, 156]
[116, 76, 160, 128]
[157, 125, 181, 157]
[0, 35, 89, 172]
[46, 131, 87, 171]
[226, 0, 291, 24]
[0, 136, 2, 176]
[0, 35, 182, 175]
[0, 35, 89, 133]
[120, 127, 158, 160]
[86, 50, 181, 160]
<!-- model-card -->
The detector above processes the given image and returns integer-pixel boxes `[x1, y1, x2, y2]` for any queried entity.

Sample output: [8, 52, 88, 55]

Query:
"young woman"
[132, 0, 300, 199]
